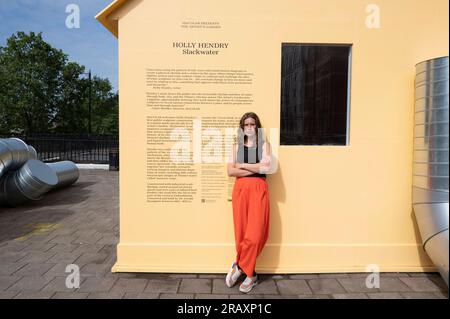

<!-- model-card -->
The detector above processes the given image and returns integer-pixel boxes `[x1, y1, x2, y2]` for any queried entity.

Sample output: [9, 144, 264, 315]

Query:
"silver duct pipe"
[0, 138, 37, 178]
[0, 159, 58, 207]
[413, 56, 449, 286]
[46, 161, 79, 189]
[1, 137, 79, 207]
[28, 145, 38, 160]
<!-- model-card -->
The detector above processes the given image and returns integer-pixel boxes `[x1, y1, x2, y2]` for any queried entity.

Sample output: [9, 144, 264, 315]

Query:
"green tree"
[80, 76, 118, 135]
[0, 31, 65, 134]
[0, 31, 118, 135]
[53, 61, 89, 134]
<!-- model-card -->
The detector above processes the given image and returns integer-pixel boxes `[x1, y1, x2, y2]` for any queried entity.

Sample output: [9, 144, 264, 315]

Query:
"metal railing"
[1, 134, 118, 164]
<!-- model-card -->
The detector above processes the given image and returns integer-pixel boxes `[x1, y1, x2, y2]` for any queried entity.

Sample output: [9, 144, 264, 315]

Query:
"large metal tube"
[413, 56, 449, 286]
[27, 144, 38, 160]
[0, 138, 38, 178]
[46, 161, 79, 189]
[0, 159, 58, 207]
[0, 143, 11, 178]
[0, 140, 14, 177]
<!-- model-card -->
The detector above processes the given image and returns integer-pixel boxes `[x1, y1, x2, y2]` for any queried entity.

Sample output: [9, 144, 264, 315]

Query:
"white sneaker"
[239, 274, 258, 293]
[225, 262, 243, 288]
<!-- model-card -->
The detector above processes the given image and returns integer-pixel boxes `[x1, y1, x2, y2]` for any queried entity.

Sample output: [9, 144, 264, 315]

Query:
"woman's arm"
[227, 143, 257, 177]
[236, 142, 272, 174]
[229, 166, 257, 177]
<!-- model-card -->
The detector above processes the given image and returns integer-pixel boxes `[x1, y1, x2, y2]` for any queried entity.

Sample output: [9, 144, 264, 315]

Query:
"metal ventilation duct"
[0, 138, 37, 178]
[0, 159, 58, 207]
[47, 161, 80, 189]
[413, 56, 449, 286]
[1, 138, 80, 207]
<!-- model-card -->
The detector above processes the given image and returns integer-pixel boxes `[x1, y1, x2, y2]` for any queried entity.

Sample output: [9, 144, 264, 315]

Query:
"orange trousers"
[231, 176, 270, 278]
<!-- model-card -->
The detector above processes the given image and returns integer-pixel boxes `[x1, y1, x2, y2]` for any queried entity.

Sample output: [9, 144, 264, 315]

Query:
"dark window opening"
[280, 44, 352, 145]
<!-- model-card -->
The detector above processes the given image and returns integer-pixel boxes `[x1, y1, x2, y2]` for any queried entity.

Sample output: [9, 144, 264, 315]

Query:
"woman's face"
[243, 117, 257, 137]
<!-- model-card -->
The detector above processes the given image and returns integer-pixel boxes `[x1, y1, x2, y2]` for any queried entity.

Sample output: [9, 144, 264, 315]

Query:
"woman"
[225, 112, 272, 293]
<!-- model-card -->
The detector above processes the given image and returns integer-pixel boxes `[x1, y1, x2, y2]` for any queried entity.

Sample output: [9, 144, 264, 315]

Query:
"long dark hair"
[238, 112, 264, 145]
[236, 112, 265, 163]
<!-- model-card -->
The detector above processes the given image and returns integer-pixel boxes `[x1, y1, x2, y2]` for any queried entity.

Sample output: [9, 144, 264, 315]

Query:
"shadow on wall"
[257, 162, 286, 272]
[255, 164, 438, 274]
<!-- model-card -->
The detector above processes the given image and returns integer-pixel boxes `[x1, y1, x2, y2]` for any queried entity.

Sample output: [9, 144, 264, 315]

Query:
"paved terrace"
[0, 170, 447, 299]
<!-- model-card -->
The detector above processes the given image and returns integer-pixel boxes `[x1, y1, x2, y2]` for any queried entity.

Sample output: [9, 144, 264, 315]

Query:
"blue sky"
[0, 0, 118, 91]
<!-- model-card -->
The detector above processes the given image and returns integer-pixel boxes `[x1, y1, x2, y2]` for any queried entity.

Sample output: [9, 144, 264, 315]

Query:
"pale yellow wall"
[108, 0, 449, 273]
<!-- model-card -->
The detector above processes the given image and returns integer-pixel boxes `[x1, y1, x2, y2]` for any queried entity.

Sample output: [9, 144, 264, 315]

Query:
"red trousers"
[232, 176, 270, 278]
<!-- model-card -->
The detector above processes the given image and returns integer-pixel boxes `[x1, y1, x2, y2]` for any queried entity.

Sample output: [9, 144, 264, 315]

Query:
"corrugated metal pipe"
[413, 56, 449, 286]
[0, 138, 37, 178]
[0, 138, 80, 207]
[46, 161, 80, 189]
[0, 159, 58, 207]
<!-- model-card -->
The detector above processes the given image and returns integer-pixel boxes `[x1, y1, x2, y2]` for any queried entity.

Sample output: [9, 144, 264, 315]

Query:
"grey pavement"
[0, 170, 447, 299]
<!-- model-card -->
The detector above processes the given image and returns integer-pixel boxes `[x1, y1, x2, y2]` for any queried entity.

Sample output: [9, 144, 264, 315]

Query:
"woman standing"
[225, 112, 272, 293]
